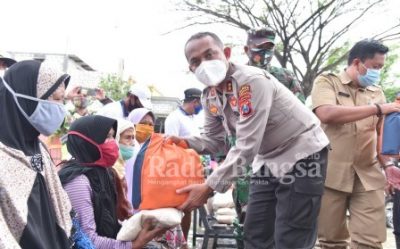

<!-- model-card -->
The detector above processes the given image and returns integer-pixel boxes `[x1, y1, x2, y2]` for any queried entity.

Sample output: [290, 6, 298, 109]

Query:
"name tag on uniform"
[338, 91, 350, 97]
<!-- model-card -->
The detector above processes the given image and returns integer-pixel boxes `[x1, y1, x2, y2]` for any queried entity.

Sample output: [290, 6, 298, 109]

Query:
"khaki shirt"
[311, 71, 386, 192]
[185, 63, 329, 193]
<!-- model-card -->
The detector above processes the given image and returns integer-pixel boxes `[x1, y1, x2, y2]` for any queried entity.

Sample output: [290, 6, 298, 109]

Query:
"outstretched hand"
[176, 183, 213, 212]
[164, 135, 189, 149]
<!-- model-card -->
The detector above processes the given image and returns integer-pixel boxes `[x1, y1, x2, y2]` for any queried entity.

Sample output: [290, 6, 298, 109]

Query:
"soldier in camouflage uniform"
[245, 27, 306, 103]
[228, 27, 307, 246]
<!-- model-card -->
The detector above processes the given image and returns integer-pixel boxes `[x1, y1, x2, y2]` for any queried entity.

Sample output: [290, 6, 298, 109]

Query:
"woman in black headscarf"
[59, 115, 167, 249]
[0, 60, 73, 248]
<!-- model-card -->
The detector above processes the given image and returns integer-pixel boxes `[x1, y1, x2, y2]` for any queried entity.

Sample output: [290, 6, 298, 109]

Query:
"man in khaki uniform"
[167, 32, 330, 248]
[312, 39, 400, 248]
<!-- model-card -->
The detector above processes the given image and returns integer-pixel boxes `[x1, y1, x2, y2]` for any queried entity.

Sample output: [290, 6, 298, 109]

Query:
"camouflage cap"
[247, 27, 276, 46]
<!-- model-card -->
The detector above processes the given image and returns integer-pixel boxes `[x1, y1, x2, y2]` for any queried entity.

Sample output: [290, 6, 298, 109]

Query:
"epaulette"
[366, 84, 382, 92]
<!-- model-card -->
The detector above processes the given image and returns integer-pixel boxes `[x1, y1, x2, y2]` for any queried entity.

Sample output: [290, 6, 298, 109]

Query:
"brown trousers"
[318, 176, 386, 249]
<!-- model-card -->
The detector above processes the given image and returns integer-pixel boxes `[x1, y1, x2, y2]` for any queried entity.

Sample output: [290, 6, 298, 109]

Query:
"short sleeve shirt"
[312, 70, 386, 192]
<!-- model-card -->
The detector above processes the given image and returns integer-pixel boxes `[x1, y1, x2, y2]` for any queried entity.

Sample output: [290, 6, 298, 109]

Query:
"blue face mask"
[358, 64, 381, 87]
[119, 144, 134, 161]
[2, 77, 66, 136]
[194, 104, 203, 115]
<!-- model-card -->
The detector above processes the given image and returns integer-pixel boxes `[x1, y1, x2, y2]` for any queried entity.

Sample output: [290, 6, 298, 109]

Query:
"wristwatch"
[374, 103, 383, 117]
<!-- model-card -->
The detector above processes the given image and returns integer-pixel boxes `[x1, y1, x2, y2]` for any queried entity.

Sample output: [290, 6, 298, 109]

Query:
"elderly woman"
[59, 115, 167, 249]
[126, 108, 156, 204]
[0, 61, 73, 248]
[113, 119, 136, 221]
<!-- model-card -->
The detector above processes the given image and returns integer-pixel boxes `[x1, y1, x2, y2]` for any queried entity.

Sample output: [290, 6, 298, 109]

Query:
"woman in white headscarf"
[113, 119, 136, 221]
[125, 108, 156, 205]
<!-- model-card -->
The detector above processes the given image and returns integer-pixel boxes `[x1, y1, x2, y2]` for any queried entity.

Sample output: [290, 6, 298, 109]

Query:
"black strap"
[374, 103, 382, 117]
[40, 74, 70, 100]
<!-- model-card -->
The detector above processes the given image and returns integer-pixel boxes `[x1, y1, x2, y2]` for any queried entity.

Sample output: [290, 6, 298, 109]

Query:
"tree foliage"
[379, 45, 400, 102]
[175, 0, 400, 96]
[383, 87, 400, 102]
[379, 45, 400, 86]
[99, 74, 133, 101]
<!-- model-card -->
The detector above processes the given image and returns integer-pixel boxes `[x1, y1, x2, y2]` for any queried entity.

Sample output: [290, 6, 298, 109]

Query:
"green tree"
[99, 74, 134, 101]
[383, 87, 400, 102]
[376, 45, 400, 102]
[379, 45, 399, 87]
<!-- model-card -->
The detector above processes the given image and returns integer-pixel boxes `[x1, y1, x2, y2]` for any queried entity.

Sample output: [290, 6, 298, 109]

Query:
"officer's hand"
[176, 183, 213, 212]
[164, 135, 188, 149]
[385, 166, 400, 190]
[379, 102, 400, 115]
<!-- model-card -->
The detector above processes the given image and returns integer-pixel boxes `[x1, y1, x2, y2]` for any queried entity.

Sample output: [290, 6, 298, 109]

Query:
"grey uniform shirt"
[185, 63, 329, 193]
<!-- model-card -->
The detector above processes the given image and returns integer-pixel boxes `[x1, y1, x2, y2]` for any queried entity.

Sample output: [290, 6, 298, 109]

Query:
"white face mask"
[2, 78, 66, 136]
[194, 60, 228, 87]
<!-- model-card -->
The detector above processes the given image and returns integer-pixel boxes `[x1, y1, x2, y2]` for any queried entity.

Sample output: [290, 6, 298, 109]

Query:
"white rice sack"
[215, 207, 236, 216]
[216, 214, 235, 225]
[212, 189, 235, 210]
[117, 208, 183, 241]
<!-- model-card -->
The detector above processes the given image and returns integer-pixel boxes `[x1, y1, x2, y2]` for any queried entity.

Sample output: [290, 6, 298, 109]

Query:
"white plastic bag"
[117, 208, 184, 241]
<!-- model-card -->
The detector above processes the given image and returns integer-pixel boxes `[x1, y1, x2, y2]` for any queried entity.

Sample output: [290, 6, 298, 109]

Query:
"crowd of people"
[1, 26, 400, 249]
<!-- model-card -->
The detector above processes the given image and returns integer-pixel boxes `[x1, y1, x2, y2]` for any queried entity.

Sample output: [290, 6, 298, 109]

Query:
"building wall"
[8, 52, 101, 88]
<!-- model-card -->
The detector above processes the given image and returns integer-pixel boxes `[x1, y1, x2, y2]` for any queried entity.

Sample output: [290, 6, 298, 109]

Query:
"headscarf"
[116, 119, 135, 143]
[59, 115, 121, 238]
[65, 115, 118, 165]
[128, 107, 155, 125]
[114, 119, 136, 220]
[59, 115, 118, 186]
[0, 60, 70, 156]
[0, 60, 73, 249]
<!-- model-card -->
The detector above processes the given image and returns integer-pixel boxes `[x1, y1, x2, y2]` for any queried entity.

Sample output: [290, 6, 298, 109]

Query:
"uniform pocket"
[356, 115, 376, 131]
[286, 178, 324, 229]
